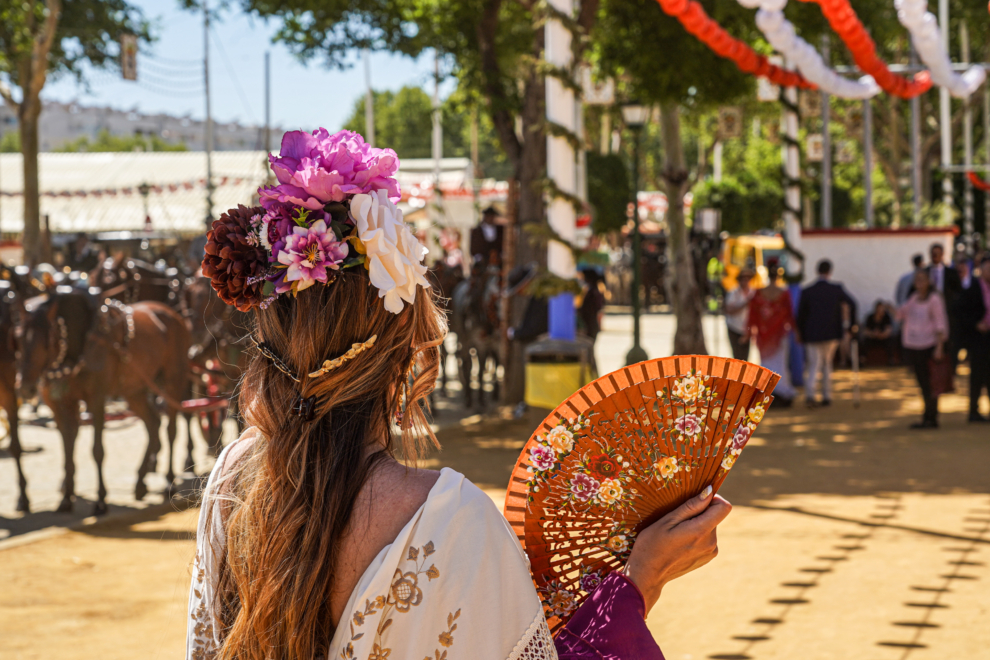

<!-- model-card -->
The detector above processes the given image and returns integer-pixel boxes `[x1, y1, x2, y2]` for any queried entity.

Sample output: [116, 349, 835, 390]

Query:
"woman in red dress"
[747, 258, 796, 406]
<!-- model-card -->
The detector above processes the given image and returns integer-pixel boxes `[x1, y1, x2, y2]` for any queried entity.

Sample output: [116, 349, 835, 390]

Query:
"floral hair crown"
[202, 129, 430, 314]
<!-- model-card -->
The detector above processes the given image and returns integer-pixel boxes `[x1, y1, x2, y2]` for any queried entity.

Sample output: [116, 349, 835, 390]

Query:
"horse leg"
[126, 392, 160, 501]
[52, 401, 80, 513]
[164, 408, 178, 492]
[182, 412, 196, 475]
[84, 393, 109, 516]
[3, 393, 29, 513]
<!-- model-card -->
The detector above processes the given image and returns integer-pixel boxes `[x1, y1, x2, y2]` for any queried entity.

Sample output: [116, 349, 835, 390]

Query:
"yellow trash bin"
[524, 337, 597, 410]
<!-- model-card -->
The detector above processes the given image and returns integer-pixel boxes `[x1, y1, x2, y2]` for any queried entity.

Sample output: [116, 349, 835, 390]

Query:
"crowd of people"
[724, 243, 990, 428]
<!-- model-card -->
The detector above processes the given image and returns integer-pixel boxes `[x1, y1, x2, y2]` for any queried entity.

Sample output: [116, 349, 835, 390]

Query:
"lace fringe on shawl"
[509, 609, 557, 660]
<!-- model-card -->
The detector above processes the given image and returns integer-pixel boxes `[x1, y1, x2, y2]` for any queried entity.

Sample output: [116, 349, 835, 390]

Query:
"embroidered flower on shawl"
[597, 478, 623, 506]
[674, 413, 703, 439]
[731, 424, 752, 450]
[389, 569, 423, 612]
[546, 424, 575, 454]
[530, 444, 556, 472]
[569, 472, 600, 503]
[438, 631, 454, 648]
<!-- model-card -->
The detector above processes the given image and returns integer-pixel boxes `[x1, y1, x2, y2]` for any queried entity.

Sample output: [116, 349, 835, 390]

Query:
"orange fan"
[503, 356, 779, 632]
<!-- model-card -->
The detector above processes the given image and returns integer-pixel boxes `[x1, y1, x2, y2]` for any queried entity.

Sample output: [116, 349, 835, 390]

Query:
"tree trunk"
[19, 102, 41, 266]
[659, 103, 707, 356]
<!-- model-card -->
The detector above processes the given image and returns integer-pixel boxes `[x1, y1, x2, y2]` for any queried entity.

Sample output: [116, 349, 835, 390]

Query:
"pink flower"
[274, 220, 348, 293]
[731, 424, 752, 450]
[674, 413, 703, 438]
[261, 129, 400, 210]
[580, 571, 602, 593]
[530, 445, 556, 472]
[570, 472, 600, 503]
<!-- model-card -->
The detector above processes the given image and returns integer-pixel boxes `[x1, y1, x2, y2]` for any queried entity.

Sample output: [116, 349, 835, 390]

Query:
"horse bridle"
[44, 298, 136, 382]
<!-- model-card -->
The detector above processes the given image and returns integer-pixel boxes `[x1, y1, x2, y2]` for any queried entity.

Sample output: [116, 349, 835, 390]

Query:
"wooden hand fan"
[503, 355, 779, 633]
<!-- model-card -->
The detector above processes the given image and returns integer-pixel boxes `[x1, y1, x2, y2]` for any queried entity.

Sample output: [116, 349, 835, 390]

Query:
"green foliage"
[586, 151, 630, 234]
[0, 1, 152, 88]
[0, 130, 18, 152]
[57, 129, 187, 152]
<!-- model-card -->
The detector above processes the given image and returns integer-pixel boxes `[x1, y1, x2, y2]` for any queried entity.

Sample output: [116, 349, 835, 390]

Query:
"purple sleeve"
[553, 572, 665, 660]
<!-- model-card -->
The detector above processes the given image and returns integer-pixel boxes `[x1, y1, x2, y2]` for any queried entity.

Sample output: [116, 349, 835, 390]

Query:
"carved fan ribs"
[504, 356, 779, 633]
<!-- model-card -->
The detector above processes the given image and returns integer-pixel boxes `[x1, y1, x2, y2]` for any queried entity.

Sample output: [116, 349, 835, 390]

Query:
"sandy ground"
[1, 363, 988, 660]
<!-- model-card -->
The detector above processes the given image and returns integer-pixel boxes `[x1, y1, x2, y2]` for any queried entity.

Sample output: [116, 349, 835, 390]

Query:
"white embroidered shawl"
[187, 431, 556, 660]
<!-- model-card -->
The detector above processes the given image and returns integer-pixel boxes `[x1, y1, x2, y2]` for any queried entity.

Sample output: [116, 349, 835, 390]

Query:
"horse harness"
[45, 298, 136, 382]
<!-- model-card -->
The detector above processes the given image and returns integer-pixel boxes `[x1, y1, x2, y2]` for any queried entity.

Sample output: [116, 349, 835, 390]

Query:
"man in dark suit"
[469, 206, 504, 267]
[927, 243, 963, 366]
[958, 253, 990, 422]
[797, 259, 857, 406]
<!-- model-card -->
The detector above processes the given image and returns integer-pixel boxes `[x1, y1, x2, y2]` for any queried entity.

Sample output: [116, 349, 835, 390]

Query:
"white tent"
[0, 152, 479, 235]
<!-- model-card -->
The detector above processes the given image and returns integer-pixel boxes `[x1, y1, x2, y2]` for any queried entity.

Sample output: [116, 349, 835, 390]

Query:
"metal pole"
[821, 34, 832, 229]
[910, 48, 922, 226]
[264, 51, 271, 153]
[961, 23, 974, 250]
[863, 99, 875, 227]
[432, 53, 442, 224]
[938, 0, 953, 225]
[363, 49, 375, 147]
[626, 129, 647, 365]
[713, 140, 723, 183]
[204, 1, 214, 222]
[782, 73, 802, 231]
[985, 82, 990, 239]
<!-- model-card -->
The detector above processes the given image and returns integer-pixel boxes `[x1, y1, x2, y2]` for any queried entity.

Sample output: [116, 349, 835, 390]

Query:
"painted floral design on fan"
[599, 522, 636, 560]
[524, 414, 594, 498]
[560, 446, 638, 513]
[647, 453, 697, 485]
[719, 397, 769, 474]
[579, 567, 603, 593]
[664, 370, 719, 406]
[672, 412, 705, 444]
[539, 580, 579, 616]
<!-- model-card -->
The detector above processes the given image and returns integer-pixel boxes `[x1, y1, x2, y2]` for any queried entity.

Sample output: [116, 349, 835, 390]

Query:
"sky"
[42, 0, 444, 134]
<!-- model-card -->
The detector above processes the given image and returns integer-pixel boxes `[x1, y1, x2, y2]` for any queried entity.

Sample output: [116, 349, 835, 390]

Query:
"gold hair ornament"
[308, 335, 378, 378]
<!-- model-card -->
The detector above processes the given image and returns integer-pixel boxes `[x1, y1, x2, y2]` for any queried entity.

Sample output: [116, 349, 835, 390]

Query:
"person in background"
[862, 300, 896, 366]
[578, 266, 606, 344]
[66, 232, 101, 272]
[927, 243, 963, 367]
[725, 268, 755, 361]
[797, 259, 857, 407]
[746, 257, 795, 407]
[956, 254, 973, 291]
[896, 254, 924, 306]
[469, 206, 504, 267]
[958, 253, 990, 422]
[897, 269, 948, 429]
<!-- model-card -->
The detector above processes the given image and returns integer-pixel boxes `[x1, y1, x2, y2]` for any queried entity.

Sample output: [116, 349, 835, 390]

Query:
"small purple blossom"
[580, 571, 602, 593]
[674, 413, 702, 438]
[261, 129, 400, 211]
[274, 220, 348, 293]
[569, 472, 600, 503]
[530, 445, 556, 472]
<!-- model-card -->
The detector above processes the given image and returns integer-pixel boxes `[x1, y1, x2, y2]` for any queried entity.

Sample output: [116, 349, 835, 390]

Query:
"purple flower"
[274, 220, 348, 293]
[261, 129, 400, 210]
[580, 571, 602, 593]
[569, 472, 600, 503]
[530, 445, 556, 472]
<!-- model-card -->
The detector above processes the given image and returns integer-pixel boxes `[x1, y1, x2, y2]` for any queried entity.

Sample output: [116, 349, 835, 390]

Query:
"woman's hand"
[624, 486, 732, 613]
[933, 342, 944, 360]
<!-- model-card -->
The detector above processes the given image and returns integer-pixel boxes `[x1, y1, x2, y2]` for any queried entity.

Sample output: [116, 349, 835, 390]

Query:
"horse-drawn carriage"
[0, 259, 245, 516]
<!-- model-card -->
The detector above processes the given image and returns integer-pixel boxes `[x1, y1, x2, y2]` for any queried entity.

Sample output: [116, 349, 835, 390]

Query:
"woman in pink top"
[897, 269, 948, 428]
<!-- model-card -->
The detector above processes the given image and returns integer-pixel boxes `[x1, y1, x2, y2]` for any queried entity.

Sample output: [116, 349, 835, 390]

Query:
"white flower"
[350, 189, 430, 314]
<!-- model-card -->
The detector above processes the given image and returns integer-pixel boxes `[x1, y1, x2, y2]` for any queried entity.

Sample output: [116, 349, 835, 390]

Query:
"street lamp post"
[623, 102, 649, 366]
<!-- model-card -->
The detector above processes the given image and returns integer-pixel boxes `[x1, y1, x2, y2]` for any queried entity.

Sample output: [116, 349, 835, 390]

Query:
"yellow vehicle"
[721, 234, 786, 291]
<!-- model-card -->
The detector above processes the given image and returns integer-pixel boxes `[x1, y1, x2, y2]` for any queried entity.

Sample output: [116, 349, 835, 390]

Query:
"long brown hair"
[212, 272, 445, 660]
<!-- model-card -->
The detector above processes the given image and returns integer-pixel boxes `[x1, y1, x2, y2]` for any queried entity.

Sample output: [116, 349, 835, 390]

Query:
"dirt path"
[2, 367, 988, 660]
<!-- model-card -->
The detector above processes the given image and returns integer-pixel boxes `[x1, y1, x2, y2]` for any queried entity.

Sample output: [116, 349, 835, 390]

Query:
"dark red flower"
[202, 204, 268, 311]
[587, 453, 619, 480]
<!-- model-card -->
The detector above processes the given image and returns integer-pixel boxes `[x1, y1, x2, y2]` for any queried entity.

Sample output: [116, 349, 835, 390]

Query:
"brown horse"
[0, 280, 28, 512]
[90, 255, 183, 307]
[17, 290, 190, 514]
[181, 276, 249, 471]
